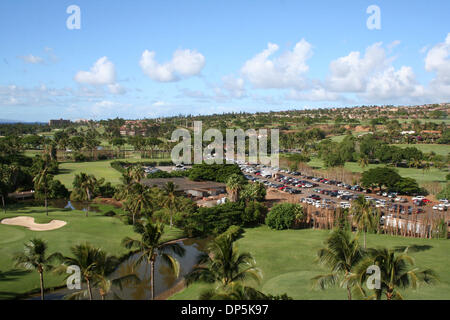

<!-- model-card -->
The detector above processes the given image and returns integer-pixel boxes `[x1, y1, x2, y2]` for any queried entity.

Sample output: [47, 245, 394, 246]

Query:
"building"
[49, 119, 71, 126]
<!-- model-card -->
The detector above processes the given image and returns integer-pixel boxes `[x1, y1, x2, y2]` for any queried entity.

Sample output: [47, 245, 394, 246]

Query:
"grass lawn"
[55, 158, 174, 190]
[307, 157, 447, 184]
[0, 204, 184, 299]
[170, 226, 450, 300]
[55, 160, 124, 189]
[391, 144, 449, 156]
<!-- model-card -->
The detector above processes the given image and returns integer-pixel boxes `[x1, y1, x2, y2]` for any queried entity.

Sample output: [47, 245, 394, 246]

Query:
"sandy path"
[1, 216, 67, 231]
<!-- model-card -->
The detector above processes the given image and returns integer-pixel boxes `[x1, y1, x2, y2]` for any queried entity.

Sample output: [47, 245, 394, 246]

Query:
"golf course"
[170, 226, 450, 300]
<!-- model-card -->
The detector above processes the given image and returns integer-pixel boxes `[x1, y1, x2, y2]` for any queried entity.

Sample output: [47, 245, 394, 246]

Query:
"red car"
[278, 186, 287, 190]
[422, 199, 431, 204]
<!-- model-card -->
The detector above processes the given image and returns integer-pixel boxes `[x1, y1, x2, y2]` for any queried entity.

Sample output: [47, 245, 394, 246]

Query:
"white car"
[340, 202, 351, 209]
[412, 196, 425, 201]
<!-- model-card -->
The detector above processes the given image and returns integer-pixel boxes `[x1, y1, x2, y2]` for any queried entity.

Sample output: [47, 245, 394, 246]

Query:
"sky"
[0, 0, 449, 121]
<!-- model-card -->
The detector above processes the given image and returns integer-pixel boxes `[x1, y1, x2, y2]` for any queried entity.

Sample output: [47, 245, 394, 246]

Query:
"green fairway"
[0, 205, 184, 299]
[307, 157, 447, 184]
[391, 144, 449, 156]
[55, 158, 173, 190]
[55, 160, 124, 189]
[170, 226, 450, 300]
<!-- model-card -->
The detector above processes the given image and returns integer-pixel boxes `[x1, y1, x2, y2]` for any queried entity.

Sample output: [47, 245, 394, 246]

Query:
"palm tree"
[311, 229, 364, 300]
[73, 173, 98, 217]
[351, 195, 376, 249]
[226, 174, 245, 202]
[126, 165, 145, 184]
[122, 219, 186, 300]
[60, 248, 139, 300]
[33, 167, 50, 216]
[55, 243, 107, 300]
[124, 183, 153, 225]
[421, 161, 431, 175]
[13, 238, 58, 300]
[185, 235, 261, 291]
[352, 247, 438, 300]
[358, 155, 369, 169]
[199, 282, 268, 300]
[162, 182, 178, 227]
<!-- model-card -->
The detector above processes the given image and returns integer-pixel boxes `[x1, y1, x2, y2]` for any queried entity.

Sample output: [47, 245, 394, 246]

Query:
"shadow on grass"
[57, 168, 73, 174]
[0, 269, 32, 282]
[394, 244, 433, 253]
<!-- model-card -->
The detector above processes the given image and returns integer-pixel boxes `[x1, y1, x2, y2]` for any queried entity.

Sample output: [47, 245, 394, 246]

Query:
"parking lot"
[236, 162, 449, 221]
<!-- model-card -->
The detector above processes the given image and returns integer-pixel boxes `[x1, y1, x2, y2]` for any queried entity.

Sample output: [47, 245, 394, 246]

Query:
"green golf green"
[170, 226, 450, 300]
[0, 204, 183, 299]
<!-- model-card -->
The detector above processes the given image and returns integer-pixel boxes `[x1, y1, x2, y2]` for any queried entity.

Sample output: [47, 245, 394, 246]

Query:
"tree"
[361, 167, 401, 192]
[242, 201, 267, 226]
[265, 203, 301, 230]
[55, 243, 108, 300]
[111, 137, 125, 158]
[125, 165, 145, 184]
[185, 235, 261, 294]
[241, 182, 266, 203]
[358, 155, 369, 169]
[351, 195, 377, 249]
[352, 247, 437, 300]
[226, 174, 246, 202]
[162, 181, 178, 227]
[33, 167, 51, 216]
[311, 229, 364, 300]
[71, 173, 100, 217]
[124, 183, 153, 225]
[59, 247, 138, 300]
[13, 238, 58, 300]
[122, 220, 185, 300]
[393, 177, 423, 196]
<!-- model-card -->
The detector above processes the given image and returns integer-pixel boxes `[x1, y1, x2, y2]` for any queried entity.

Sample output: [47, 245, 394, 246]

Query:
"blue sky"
[0, 0, 449, 121]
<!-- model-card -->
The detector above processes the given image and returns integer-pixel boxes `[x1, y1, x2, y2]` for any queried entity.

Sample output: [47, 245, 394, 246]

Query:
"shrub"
[184, 202, 245, 237]
[103, 210, 116, 217]
[158, 160, 173, 166]
[188, 163, 243, 183]
[242, 201, 267, 226]
[97, 182, 116, 198]
[73, 152, 88, 162]
[265, 203, 301, 230]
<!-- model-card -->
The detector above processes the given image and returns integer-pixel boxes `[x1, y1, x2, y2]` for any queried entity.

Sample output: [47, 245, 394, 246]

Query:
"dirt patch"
[93, 197, 123, 208]
[1, 216, 67, 231]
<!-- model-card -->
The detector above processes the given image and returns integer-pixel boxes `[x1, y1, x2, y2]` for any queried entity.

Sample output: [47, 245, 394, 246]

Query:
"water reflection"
[28, 238, 209, 300]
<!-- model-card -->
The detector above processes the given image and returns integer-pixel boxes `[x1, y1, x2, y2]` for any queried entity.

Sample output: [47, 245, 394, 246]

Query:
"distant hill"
[0, 119, 46, 124]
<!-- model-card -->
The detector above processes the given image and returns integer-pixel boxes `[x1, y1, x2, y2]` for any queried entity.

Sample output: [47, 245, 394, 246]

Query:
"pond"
[27, 238, 210, 300]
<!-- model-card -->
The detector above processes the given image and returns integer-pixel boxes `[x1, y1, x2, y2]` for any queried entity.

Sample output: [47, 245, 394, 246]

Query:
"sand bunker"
[1, 216, 67, 231]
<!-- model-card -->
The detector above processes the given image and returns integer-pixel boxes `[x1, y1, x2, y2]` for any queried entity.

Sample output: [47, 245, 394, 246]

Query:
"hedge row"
[110, 160, 174, 173]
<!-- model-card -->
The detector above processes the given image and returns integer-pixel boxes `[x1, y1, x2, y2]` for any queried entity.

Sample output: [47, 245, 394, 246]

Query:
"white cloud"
[139, 49, 205, 82]
[240, 39, 312, 89]
[364, 66, 425, 100]
[74, 56, 116, 85]
[18, 54, 44, 64]
[286, 87, 342, 101]
[425, 33, 450, 85]
[326, 42, 388, 92]
[387, 40, 401, 51]
[152, 101, 169, 107]
[108, 83, 126, 95]
[74, 57, 125, 95]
